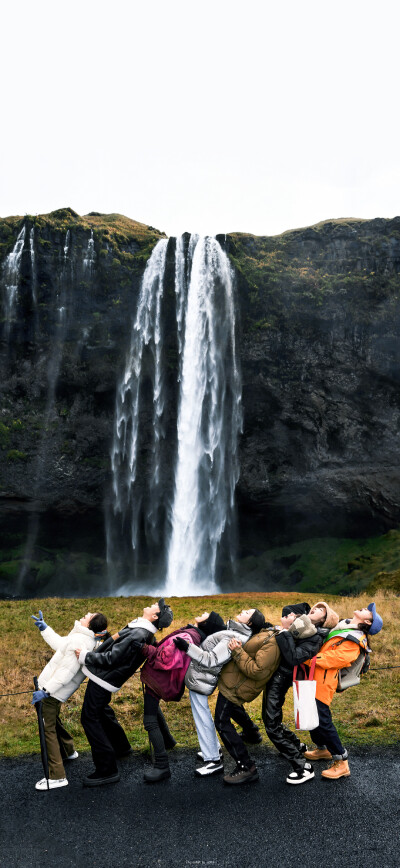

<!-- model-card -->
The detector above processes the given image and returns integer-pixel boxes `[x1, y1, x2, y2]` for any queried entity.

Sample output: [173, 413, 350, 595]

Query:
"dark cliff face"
[229, 217, 400, 546]
[1, 210, 400, 596]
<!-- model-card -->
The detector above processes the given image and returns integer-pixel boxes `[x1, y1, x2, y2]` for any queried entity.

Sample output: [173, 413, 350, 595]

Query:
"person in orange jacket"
[304, 602, 383, 780]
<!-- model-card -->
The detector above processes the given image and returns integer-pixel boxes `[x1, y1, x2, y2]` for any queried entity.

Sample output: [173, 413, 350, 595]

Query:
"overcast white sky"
[1, 0, 399, 238]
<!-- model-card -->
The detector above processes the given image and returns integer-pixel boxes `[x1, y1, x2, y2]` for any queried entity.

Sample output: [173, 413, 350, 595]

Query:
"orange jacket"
[306, 631, 368, 706]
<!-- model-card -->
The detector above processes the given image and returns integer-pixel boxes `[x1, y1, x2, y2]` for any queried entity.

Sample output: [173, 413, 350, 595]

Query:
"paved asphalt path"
[0, 746, 398, 868]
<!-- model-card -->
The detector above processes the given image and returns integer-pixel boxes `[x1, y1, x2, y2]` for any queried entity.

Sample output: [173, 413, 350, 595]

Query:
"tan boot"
[321, 759, 350, 779]
[303, 748, 332, 760]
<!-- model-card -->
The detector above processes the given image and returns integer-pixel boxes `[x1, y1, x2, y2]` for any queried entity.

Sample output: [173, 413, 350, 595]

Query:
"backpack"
[336, 638, 370, 692]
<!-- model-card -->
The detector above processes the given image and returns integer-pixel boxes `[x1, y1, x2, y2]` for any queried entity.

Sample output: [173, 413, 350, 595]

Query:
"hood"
[288, 614, 317, 640]
[127, 617, 157, 634]
[226, 620, 252, 639]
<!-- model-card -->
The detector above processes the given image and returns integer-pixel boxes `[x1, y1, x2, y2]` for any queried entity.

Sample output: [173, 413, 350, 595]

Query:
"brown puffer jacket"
[217, 628, 281, 705]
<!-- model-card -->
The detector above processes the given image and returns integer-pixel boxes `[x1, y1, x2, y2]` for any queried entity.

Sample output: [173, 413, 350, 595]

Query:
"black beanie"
[281, 602, 310, 617]
[248, 609, 265, 634]
[201, 611, 226, 637]
[156, 598, 173, 629]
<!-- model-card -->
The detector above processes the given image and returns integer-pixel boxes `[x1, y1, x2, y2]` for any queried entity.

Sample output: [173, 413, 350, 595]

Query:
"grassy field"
[0, 591, 398, 758]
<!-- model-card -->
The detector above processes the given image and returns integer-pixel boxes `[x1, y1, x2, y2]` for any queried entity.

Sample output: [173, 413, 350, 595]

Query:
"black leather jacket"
[275, 627, 328, 677]
[82, 624, 156, 689]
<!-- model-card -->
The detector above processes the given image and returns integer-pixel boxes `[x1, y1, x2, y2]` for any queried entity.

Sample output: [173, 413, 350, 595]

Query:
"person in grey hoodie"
[176, 608, 265, 776]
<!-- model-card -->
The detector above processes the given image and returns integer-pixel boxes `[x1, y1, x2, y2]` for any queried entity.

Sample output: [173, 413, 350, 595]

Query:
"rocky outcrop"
[229, 217, 400, 547]
[1, 210, 400, 596]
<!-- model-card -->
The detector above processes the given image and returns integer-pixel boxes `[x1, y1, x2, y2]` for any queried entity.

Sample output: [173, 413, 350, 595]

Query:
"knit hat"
[282, 602, 311, 617]
[311, 601, 339, 631]
[201, 611, 226, 637]
[156, 598, 173, 630]
[248, 609, 266, 634]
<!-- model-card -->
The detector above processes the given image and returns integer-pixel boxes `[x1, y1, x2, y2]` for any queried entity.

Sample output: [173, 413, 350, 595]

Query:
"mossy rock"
[366, 569, 400, 595]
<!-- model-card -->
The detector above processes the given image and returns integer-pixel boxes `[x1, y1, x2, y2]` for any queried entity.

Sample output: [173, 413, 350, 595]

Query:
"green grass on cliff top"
[0, 591, 397, 759]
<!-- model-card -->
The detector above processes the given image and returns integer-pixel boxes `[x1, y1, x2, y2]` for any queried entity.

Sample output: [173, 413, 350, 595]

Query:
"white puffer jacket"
[184, 620, 252, 695]
[38, 621, 98, 702]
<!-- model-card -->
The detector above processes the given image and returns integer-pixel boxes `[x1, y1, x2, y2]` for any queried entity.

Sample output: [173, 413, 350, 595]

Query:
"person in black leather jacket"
[262, 601, 339, 786]
[76, 598, 173, 787]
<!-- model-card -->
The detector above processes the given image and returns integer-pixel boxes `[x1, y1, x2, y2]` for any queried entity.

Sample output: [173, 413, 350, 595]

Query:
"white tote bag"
[293, 657, 319, 731]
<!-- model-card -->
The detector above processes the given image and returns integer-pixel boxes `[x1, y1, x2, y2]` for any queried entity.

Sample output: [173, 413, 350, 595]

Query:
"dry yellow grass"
[0, 591, 398, 757]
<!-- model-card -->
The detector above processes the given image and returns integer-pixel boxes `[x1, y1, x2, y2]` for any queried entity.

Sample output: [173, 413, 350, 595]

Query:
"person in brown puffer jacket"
[214, 611, 281, 785]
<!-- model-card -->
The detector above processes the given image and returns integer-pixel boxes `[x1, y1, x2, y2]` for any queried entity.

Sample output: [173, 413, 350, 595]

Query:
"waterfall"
[2, 225, 26, 335]
[106, 234, 241, 596]
[63, 229, 70, 260]
[107, 238, 168, 586]
[29, 227, 37, 306]
[165, 236, 242, 595]
[83, 229, 95, 274]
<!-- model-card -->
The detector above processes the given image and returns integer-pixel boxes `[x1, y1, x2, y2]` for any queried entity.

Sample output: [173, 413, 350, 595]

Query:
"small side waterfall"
[2, 225, 26, 335]
[83, 229, 95, 274]
[166, 236, 242, 595]
[106, 239, 169, 588]
[29, 227, 37, 306]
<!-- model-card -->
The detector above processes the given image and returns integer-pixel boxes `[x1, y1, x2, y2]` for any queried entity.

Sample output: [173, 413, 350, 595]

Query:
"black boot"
[143, 766, 171, 783]
[143, 714, 171, 783]
[157, 708, 177, 750]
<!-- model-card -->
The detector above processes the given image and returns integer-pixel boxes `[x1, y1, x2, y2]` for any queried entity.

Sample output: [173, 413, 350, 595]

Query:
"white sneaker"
[286, 765, 314, 785]
[35, 777, 68, 791]
[196, 747, 223, 762]
[65, 751, 79, 761]
[195, 760, 224, 777]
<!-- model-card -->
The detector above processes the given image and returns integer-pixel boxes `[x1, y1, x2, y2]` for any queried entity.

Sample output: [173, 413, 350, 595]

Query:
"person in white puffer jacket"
[31, 609, 108, 791]
[177, 608, 266, 777]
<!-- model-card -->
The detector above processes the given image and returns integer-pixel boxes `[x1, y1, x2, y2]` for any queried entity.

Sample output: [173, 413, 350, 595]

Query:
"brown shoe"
[321, 760, 350, 779]
[304, 748, 332, 760]
[223, 763, 259, 785]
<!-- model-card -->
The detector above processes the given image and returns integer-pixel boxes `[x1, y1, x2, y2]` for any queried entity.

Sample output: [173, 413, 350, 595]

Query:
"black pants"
[143, 690, 175, 769]
[262, 670, 305, 772]
[214, 692, 257, 768]
[309, 699, 346, 759]
[81, 680, 131, 776]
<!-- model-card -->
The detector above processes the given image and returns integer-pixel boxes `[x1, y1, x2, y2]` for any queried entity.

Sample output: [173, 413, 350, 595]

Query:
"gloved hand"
[31, 611, 48, 631]
[31, 689, 49, 705]
[173, 636, 189, 652]
[141, 643, 150, 657]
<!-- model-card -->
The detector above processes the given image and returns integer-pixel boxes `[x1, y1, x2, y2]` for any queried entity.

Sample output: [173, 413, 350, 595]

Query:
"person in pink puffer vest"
[140, 612, 224, 783]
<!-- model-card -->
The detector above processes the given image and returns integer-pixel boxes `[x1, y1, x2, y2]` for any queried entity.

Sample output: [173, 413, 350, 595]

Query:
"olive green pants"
[41, 696, 75, 780]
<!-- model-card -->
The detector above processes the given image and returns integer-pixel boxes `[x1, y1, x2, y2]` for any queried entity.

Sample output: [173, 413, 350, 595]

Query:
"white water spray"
[2, 225, 26, 334]
[83, 229, 95, 274]
[166, 236, 242, 595]
[108, 239, 168, 562]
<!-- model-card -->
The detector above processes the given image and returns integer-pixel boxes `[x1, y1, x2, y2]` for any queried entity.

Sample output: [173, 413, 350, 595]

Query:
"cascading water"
[106, 239, 169, 590]
[107, 234, 241, 596]
[29, 227, 37, 306]
[2, 224, 26, 335]
[166, 236, 242, 595]
[83, 229, 95, 274]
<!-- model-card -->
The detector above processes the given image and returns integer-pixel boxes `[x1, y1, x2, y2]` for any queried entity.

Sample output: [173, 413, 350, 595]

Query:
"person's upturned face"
[143, 602, 161, 622]
[236, 608, 255, 624]
[80, 612, 96, 628]
[194, 612, 210, 624]
[280, 611, 297, 629]
[353, 607, 373, 626]
[309, 605, 327, 625]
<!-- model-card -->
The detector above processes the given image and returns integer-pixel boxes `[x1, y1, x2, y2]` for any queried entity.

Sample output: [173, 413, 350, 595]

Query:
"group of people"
[30, 596, 383, 792]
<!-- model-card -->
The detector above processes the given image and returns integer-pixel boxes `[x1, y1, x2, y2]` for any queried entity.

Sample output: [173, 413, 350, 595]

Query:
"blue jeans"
[309, 699, 347, 760]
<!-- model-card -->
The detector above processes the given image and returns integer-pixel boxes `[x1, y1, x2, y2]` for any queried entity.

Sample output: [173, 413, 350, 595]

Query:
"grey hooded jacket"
[184, 620, 252, 695]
